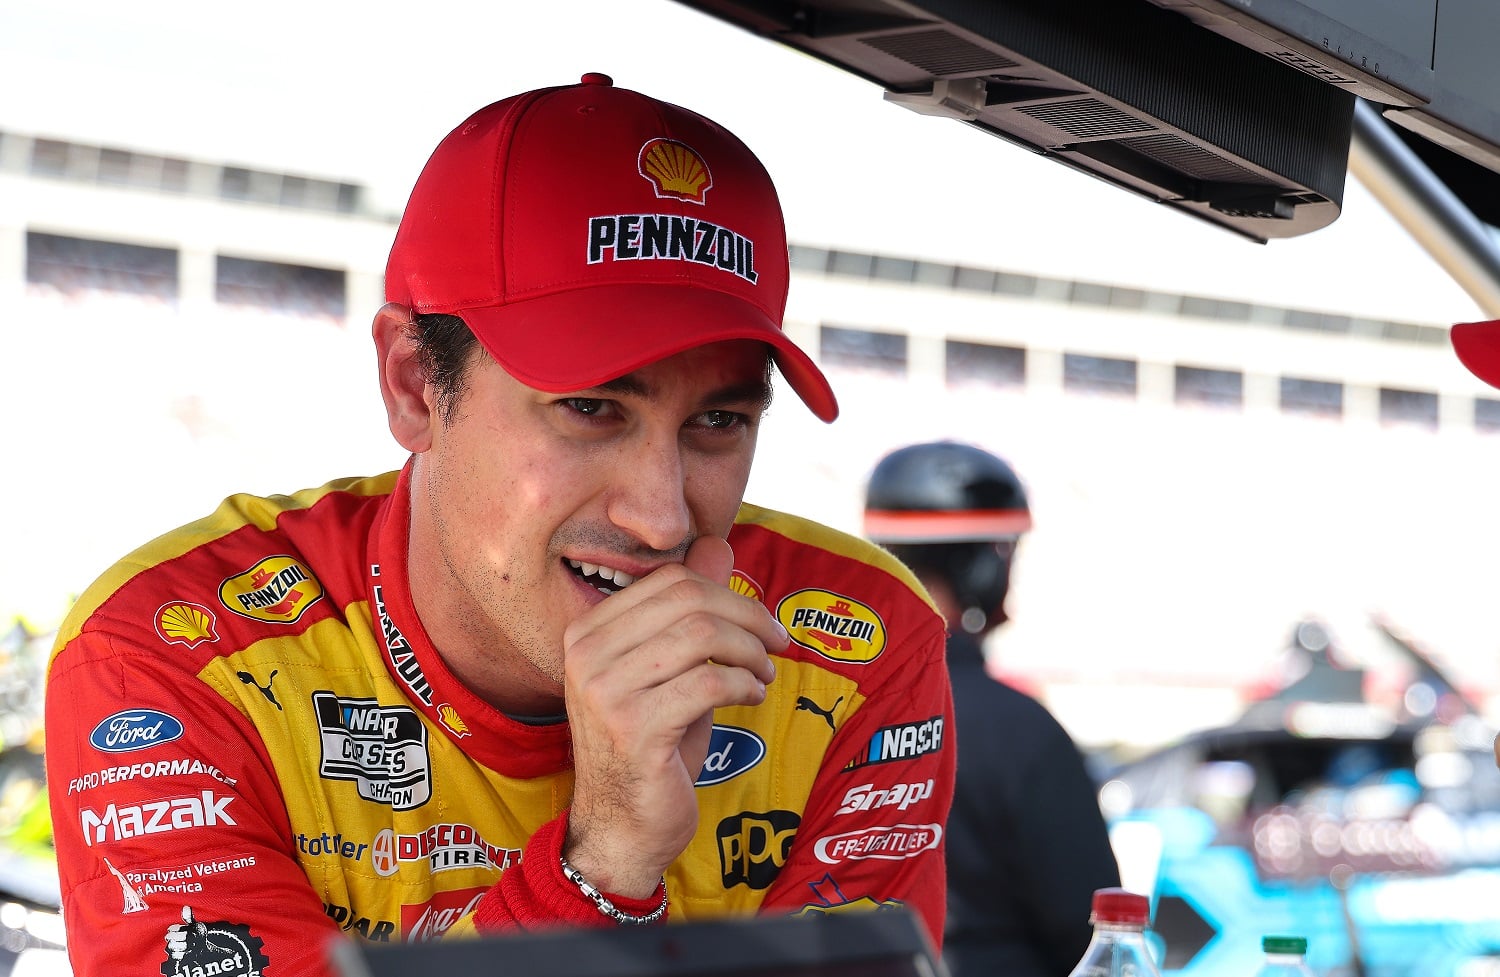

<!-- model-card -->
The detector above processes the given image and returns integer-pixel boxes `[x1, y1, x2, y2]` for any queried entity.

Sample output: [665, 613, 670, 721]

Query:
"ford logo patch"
[694, 724, 766, 787]
[88, 709, 185, 753]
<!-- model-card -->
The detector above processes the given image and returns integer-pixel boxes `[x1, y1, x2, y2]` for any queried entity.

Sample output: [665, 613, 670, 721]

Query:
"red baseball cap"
[386, 72, 838, 422]
[1452, 320, 1500, 389]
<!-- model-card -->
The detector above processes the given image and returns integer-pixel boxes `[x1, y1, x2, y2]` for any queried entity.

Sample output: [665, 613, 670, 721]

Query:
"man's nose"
[607, 436, 691, 552]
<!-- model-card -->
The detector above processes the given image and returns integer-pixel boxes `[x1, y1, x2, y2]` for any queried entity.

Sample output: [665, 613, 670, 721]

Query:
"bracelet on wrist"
[559, 855, 668, 926]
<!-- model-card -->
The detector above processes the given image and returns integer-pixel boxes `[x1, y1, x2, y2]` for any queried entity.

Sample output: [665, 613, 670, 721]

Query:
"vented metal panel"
[1121, 133, 1266, 185]
[861, 28, 1020, 75]
[1017, 98, 1159, 140]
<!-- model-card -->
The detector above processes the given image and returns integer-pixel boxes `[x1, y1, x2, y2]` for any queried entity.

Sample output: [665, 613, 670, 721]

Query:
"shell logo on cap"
[777, 589, 887, 664]
[154, 601, 219, 649]
[219, 555, 324, 624]
[639, 138, 712, 203]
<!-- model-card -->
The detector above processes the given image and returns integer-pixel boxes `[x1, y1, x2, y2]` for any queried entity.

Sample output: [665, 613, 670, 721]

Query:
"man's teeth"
[567, 560, 636, 589]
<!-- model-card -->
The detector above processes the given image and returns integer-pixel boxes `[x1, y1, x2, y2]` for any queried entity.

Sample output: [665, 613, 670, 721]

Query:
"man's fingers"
[683, 534, 733, 586]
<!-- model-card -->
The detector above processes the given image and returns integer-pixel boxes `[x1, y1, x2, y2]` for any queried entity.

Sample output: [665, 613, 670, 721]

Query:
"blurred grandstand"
[5, 124, 1500, 756]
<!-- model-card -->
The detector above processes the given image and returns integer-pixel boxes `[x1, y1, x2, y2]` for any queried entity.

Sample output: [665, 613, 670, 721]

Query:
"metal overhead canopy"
[673, 0, 1500, 247]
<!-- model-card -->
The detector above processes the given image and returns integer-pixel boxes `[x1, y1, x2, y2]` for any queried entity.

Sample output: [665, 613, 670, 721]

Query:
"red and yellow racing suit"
[46, 466, 953, 976]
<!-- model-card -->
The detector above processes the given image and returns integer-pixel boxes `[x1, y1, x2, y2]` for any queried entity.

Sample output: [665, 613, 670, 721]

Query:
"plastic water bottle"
[1066, 888, 1163, 977]
[1253, 936, 1316, 976]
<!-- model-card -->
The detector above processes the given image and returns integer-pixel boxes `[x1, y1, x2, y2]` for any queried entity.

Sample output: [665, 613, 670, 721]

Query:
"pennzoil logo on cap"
[154, 602, 219, 649]
[777, 590, 886, 664]
[638, 138, 712, 203]
[219, 556, 324, 624]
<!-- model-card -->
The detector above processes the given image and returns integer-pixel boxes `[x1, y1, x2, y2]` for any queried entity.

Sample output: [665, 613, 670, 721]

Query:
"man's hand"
[561, 535, 784, 899]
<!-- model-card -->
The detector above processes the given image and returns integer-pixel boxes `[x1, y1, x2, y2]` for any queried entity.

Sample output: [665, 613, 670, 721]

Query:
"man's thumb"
[684, 535, 733, 586]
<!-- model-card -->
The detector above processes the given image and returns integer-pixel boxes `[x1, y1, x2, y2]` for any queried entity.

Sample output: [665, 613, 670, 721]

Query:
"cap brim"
[456, 284, 839, 422]
[1452, 320, 1500, 388]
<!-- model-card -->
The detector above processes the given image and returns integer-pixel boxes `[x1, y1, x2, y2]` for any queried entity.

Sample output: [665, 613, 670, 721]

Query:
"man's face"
[407, 338, 771, 712]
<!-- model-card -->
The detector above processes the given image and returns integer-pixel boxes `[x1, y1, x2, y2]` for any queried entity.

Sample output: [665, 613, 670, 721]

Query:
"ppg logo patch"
[89, 710, 184, 754]
[694, 725, 766, 787]
[717, 810, 799, 890]
[313, 692, 431, 810]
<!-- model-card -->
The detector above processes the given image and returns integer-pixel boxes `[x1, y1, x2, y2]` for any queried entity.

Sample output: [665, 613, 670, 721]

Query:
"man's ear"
[373, 303, 435, 453]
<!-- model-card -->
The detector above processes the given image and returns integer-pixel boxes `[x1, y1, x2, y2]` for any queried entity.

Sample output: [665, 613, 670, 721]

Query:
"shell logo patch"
[728, 569, 763, 603]
[154, 602, 219, 649]
[218, 555, 323, 624]
[438, 703, 470, 739]
[638, 138, 712, 203]
[776, 589, 887, 664]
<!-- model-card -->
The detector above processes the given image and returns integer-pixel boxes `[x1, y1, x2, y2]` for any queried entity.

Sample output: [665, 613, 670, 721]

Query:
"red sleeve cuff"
[471, 810, 668, 932]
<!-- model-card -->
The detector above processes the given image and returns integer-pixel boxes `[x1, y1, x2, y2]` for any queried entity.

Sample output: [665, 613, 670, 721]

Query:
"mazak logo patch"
[844, 716, 944, 771]
[155, 602, 219, 649]
[80, 791, 236, 847]
[219, 555, 323, 624]
[161, 907, 268, 977]
[89, 709, 184, 753]
[638, 138, 712, 202]
[694, 725, 766, 787]
[813, 824, 942, 865]
[777, 590, 886, 663]
[717, 810, 799, 890]
[313, 692, 431, 810]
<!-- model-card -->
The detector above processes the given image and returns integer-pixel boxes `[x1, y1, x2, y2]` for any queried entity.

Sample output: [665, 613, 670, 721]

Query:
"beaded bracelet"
[559, 855, 669, 925]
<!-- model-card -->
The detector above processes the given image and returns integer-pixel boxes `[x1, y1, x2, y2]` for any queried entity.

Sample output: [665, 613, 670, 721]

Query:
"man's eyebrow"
[593, 375, 773, 411]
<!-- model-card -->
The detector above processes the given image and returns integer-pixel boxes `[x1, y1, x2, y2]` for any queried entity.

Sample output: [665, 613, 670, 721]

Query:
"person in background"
[45, 74, 954, 977]
[864, 440, 1120, 977]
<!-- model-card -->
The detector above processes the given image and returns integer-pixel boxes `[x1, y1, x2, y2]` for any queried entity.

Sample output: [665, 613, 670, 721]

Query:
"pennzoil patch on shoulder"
[219, 555, 324, 624]
[776, 590, 887, 663]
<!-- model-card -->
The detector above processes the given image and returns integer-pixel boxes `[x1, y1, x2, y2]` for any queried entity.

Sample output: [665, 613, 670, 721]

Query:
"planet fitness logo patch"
[159, 907, 268, 977]
[219, 555, 323, 624]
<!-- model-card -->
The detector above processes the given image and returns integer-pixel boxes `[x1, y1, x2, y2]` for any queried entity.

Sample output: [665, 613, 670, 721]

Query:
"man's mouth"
[566, 559, 638, 596]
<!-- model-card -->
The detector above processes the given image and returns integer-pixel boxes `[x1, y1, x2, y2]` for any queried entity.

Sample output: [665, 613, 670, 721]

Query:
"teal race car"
[1100, 619, 1500, 976]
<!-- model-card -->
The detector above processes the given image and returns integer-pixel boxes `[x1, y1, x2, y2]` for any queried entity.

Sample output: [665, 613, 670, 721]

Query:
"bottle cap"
[1263, 936, 1308, 955]
[1089, 888, 1150, 925]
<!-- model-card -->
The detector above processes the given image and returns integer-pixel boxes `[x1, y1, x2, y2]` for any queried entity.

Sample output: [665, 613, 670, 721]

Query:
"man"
[46, 75, 953, 976]
[864, 441, 1119, 977]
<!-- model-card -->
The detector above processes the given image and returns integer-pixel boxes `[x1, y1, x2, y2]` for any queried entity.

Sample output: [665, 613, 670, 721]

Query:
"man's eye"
[701, 410, 746, 430]
[563, 398, 606, 416]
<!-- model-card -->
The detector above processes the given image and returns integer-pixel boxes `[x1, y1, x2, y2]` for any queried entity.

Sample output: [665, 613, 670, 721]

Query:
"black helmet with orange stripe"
[863, 441, 1031, 635]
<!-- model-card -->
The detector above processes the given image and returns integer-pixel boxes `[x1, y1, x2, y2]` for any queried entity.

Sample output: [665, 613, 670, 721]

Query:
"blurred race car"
[1101, 618, 1500, 977]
